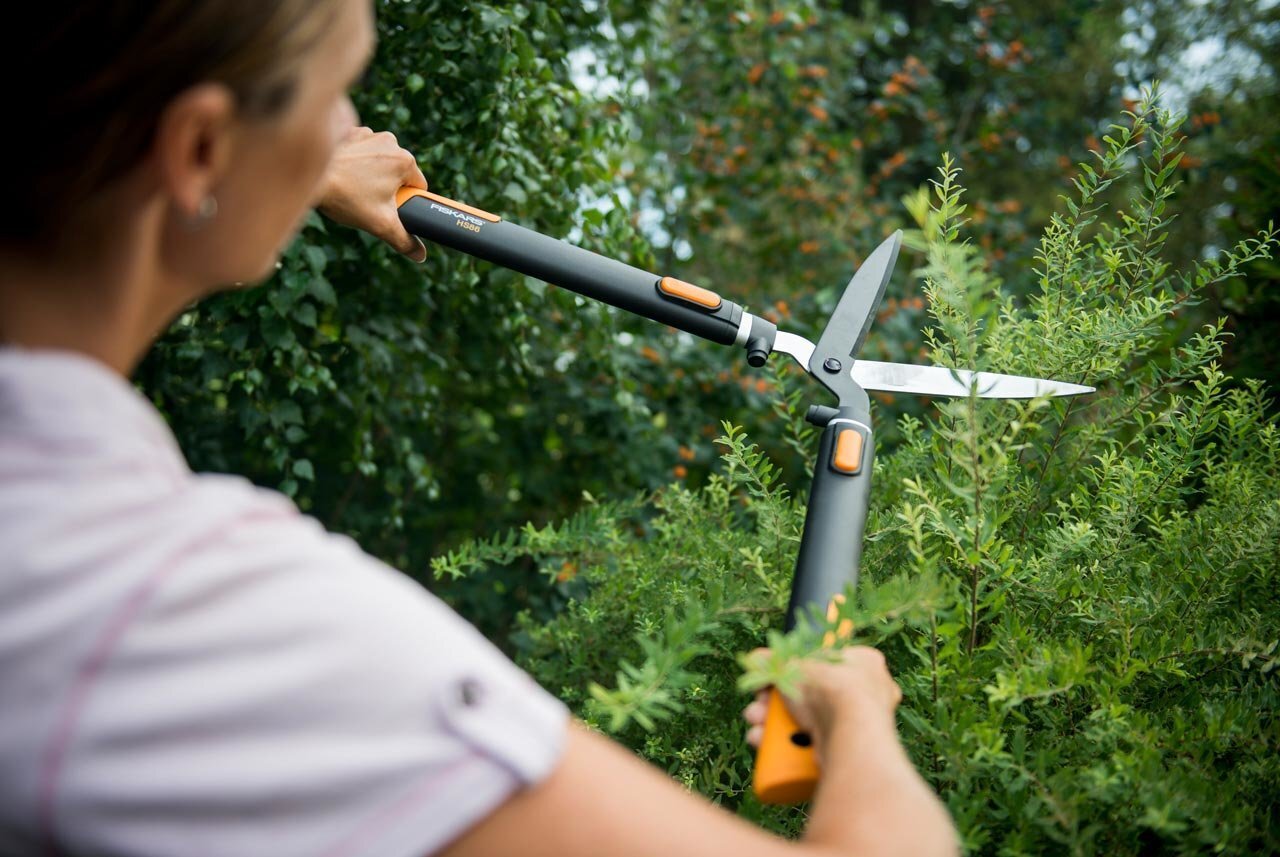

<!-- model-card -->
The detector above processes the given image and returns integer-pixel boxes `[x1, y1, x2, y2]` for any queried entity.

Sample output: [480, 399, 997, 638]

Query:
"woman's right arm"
[438, 647, 958, 857]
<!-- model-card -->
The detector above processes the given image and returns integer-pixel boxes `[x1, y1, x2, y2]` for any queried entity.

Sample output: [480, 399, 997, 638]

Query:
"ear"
[153, 82, 238, 219]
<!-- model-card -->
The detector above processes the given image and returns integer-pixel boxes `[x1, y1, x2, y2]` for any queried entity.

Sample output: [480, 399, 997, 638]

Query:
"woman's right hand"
[315, 126, 429, 261]
[445, 642, 956, 857]
[743, 645, 902, 761]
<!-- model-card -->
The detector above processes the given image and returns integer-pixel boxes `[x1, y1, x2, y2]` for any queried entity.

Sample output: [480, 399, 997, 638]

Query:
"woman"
[0, 2, 957, 855]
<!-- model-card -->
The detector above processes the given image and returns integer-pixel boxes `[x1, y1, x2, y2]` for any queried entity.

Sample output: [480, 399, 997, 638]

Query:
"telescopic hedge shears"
[395, 184, 1093, 805]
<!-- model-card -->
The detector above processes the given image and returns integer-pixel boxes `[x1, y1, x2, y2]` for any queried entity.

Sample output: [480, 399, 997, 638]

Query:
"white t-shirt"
[0, 348, 568, 857]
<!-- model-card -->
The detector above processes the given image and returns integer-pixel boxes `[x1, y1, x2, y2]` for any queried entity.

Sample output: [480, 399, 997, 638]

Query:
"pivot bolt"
[822, 357, 842, 374]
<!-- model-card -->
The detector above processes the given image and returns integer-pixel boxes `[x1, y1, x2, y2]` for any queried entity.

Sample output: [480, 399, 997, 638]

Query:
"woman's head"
[3, 0, 373, 288]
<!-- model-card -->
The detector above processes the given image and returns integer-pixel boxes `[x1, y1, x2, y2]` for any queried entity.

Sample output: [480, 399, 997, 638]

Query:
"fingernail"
[414, 238, 427, 263]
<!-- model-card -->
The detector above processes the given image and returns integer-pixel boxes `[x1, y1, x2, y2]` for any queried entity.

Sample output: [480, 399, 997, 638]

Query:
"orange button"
[832, 428, 863, 474]
[658, 276, 722, 310]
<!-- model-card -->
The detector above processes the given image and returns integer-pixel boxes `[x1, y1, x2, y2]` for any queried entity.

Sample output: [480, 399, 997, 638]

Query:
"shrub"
[435, 94, 1280, 853]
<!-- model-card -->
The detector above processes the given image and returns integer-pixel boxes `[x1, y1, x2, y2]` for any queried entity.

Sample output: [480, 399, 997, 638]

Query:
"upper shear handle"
[396, 186, 750, 348]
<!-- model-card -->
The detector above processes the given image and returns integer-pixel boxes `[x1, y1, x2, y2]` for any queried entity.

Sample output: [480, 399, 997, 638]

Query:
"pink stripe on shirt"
[37, 508, 293, 856]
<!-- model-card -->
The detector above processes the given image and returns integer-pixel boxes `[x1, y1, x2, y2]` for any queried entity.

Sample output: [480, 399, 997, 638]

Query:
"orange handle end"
[753, 595, 853, 804]
[753, 688, 819, 804]
[395, 185, 502, 223]
[396, 185, 430, 207]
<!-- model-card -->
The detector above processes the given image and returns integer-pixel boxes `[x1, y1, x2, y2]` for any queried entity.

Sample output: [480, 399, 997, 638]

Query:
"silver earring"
[196, 195, 219, 222]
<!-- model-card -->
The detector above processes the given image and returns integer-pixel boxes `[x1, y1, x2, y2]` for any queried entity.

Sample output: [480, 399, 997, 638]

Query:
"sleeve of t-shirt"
[56, 474, 570, 857]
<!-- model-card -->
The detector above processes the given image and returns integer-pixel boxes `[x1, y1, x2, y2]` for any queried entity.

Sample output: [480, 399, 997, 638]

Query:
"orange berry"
[806, 104, 830, 122]
[678, 445, 696, 462]
[673, 465, 688, 479]
[748, 62, 767, 85]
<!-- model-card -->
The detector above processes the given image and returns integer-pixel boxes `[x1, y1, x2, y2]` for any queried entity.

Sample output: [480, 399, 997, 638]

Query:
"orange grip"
[753, 595, 851, 805]
[753, 688, 820, 804]
[395, 186, 502, 223]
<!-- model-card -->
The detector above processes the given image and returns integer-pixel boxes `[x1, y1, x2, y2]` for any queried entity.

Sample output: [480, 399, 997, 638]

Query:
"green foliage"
[442, 97, 1280, 852]
[574, 0, 1280, 454]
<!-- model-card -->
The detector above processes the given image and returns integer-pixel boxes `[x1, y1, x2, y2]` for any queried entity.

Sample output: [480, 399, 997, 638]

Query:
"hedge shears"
[395, 184, 1093, 804]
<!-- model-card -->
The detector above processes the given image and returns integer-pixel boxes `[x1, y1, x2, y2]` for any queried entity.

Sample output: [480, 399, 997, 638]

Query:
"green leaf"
[502, 181, 528, 205]
[304, 245, 327, 273]
[306, 276, 337, 306]
[294, 303, 318, 328]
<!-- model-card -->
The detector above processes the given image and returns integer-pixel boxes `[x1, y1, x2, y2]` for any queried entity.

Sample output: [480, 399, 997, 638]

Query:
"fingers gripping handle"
[754, 415, 873, 805]
[754, 594, 855, 804]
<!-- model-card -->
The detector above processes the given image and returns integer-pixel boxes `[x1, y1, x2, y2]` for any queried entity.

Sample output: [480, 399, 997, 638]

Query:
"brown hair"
[1, 1, 345, 249]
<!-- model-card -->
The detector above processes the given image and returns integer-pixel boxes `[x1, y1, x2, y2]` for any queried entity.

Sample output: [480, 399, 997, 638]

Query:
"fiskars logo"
[430, 202, 486, 228]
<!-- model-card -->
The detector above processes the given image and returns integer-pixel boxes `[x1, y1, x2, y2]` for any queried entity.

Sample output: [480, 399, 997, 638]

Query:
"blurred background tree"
[577, 0, 1278, 432]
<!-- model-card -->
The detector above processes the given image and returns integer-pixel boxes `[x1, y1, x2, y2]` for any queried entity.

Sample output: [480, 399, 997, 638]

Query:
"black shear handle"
[397, 187, 748, 347]
[786, 410, 873, 629]
[753, 406, 873, 805]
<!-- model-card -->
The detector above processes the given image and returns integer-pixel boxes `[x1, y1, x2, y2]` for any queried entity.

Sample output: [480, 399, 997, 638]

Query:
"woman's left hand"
[316, 126, 429, 262]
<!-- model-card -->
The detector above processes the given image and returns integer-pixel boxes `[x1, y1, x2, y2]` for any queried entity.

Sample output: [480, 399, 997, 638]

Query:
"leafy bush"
[436, 96, 1280, 853]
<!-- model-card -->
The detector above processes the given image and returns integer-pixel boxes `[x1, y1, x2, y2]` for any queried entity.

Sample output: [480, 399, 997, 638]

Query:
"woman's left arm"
[315, 125, 428, 261]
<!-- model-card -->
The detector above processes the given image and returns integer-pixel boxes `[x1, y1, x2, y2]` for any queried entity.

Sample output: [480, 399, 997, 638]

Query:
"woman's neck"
[0, 214, 189, 377]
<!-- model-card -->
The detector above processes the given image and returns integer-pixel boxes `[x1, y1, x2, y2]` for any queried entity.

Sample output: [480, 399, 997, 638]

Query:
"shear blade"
[850, 360, 1093, 399]
[813, 232, 902, 363]
[772, 330, 815, 371]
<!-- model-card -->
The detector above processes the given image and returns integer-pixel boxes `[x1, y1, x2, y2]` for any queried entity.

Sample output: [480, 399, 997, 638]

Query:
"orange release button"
[658, 276, 722, 310]
[832, 428, 864, 475]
